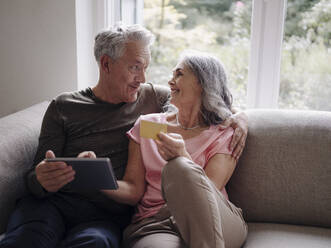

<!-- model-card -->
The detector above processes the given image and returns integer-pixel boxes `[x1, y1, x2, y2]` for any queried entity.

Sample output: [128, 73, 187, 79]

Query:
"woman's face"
[168, 61, 202, 109]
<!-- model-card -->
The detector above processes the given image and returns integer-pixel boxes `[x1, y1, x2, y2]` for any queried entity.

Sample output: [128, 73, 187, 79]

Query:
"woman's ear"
[100, 55, 112, 73]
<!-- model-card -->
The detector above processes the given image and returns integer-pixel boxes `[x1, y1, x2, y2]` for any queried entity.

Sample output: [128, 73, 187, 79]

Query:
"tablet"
[45, 157, 118, 190]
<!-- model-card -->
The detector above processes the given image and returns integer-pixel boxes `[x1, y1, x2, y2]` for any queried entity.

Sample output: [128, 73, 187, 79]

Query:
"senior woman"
[98, 51, 247, 248]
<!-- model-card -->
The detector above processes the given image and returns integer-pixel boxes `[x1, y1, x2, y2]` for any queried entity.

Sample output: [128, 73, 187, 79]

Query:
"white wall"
[75, 0, 104, 90]
[0, 0, 78, 117]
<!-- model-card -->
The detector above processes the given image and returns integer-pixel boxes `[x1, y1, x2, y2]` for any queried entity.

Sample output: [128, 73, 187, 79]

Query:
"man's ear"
[100, 55, 112, 73]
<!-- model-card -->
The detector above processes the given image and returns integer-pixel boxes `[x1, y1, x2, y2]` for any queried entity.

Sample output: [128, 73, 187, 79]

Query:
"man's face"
[108, 42, 151, 103]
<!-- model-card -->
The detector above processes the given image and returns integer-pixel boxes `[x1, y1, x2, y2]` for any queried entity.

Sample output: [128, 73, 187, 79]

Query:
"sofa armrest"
[0, 102, 49, 234]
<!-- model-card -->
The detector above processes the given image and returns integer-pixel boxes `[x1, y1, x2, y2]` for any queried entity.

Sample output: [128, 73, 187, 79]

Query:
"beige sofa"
[0, 102, 331, 247]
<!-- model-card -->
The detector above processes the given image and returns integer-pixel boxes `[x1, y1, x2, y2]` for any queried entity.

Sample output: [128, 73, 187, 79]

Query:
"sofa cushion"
[0, 102, 49, 234]
[243, 222, 331, 248]
[227, 109, 331, 228]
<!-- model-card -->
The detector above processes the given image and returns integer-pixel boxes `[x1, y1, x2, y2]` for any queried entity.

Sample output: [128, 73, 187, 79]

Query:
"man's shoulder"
[47, 88, 95, 117]
[139, 83, 170, 109]
[53, 88, 93, 104]
[54, 91, 74, 103]
[140, 83, 170, 96]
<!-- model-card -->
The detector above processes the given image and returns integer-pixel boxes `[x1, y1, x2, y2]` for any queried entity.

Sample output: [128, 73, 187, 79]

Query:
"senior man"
[0, 24, 247, 248]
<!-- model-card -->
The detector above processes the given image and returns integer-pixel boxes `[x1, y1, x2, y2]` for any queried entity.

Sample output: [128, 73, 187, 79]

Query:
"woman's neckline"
[163, 113, 212, 141]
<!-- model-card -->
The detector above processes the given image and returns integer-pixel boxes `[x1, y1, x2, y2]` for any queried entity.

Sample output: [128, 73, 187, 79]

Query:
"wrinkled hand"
[35, 150, 75, 192]
[77, 151, 97, 158]
[155, 132, 191, 161]
[221, 111, 248, 160]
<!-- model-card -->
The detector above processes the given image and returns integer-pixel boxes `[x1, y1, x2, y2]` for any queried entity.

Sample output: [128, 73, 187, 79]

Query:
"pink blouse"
[127, 113, 234, 222]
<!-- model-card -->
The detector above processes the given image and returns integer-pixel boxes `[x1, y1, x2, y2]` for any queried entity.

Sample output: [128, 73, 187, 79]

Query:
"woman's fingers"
[156, 132, 191, 160]
[158, 132, 183, 143]
[158, 132, 184, 151]
[155, 139, 176, 160]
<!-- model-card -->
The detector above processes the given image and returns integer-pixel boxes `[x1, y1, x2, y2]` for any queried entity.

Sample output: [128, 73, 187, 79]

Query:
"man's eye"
[129, 65, 139, 70]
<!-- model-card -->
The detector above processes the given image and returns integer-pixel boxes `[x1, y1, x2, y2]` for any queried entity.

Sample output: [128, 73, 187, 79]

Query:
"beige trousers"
[123, 157, 248, 248]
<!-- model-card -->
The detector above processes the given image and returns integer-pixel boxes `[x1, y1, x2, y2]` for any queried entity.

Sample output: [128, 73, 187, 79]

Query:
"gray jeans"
[123, 157, 248, 248]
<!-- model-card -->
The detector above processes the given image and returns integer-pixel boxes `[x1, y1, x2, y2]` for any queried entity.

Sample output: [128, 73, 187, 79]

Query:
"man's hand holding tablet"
[34, 150, 76, 192]
[39, 150, 118, 191]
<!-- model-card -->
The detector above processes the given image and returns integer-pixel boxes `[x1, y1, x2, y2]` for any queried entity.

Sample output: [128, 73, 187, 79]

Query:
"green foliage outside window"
[144, 0, 331, 111]
[280, 0, 331, 110]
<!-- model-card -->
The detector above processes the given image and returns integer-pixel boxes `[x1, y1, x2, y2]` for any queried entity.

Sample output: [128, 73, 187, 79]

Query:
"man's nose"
[135, 70, 146, 84]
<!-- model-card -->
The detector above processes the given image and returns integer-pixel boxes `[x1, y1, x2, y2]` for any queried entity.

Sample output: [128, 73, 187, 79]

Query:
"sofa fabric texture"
[244, 223, 331, 248]
[227, 109, 331, 229]
[0, 102, 49, 234]
[0, 103, 330, 247]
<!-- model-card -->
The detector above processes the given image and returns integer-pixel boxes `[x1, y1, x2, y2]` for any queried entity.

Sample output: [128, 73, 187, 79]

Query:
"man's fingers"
[39, 169, 75, 184]
[42, 170, 75, 192]
[78, 151, 96, 158]
[232, 144, 242, 160]
[38, 161, 67, 173]
[232, 137, 246, 160]
[45, 150, 56, 159]
[45, 177, 74, 192]
[40, 166, 74, 181]
[52, 171, 75, 185]
[230, 128, 242, 150]
[221, 116, 234, 128]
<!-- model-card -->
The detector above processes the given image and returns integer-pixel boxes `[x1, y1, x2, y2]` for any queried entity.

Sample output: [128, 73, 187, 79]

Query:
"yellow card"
[140, 120, 167, 140]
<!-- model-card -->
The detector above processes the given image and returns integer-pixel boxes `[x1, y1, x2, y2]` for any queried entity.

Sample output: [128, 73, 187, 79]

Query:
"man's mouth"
[129, 84, 140, 92]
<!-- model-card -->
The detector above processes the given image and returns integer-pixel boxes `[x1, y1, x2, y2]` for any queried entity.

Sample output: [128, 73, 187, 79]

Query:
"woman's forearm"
[101, 180, 144, 206]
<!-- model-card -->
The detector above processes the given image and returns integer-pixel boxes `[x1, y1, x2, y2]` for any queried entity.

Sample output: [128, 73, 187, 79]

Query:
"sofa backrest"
[227, 109, 331, 228]
[0, 102, 49, 234]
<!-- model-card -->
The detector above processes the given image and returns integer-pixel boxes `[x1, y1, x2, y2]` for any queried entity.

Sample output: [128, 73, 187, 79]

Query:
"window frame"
[248, 0, 287, 108]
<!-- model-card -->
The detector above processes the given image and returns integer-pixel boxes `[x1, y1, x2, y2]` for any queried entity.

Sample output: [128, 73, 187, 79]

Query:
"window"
[114, 0, 331, 111]
[279, 0, 331, 111]
[143, 0, 252, 109]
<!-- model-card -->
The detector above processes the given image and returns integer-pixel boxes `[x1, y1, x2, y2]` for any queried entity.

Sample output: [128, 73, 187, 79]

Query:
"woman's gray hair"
[94, 23, 155, 65]
[180, 50, 233, 125]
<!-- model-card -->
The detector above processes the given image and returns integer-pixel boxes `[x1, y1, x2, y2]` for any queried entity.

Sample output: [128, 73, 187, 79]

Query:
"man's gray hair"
[94, 23, 155, 65]
[180, 50, 233, 125]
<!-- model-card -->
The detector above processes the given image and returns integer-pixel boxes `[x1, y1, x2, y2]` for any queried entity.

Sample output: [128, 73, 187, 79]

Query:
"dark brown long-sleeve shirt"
[26, 83, 169, 215]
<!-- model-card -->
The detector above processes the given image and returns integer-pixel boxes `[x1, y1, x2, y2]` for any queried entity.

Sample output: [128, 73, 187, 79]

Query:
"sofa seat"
[244, 223, 331, 248]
